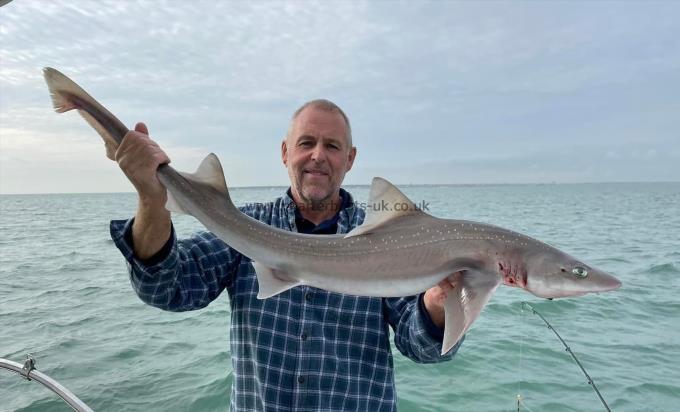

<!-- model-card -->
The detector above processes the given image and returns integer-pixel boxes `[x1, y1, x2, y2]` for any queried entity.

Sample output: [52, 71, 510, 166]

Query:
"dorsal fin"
[345, 177, 424, 238]
[185, 153, 228, 192]
[165, 153, 231, 214]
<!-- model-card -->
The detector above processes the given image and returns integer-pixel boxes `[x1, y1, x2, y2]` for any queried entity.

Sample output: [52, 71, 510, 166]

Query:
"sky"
[1, 0, 679, 194]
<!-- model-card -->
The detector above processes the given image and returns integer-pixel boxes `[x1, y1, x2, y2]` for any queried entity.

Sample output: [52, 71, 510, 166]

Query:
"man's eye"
[299, 141, 313, 147]
[327, 144, 339, 150]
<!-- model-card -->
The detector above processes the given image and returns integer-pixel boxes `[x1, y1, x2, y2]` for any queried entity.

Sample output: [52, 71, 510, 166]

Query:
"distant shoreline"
[1, 180, 678, 196]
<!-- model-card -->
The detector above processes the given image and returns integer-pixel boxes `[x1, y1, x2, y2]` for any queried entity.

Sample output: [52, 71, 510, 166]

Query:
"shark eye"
[572, 266, 588, 278]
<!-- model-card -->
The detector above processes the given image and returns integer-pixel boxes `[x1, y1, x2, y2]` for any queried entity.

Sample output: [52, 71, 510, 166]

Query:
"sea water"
[1, 183, 679, 411]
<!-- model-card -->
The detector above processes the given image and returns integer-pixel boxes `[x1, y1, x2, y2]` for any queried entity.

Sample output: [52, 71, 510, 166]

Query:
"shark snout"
[594, 272, 622, 292]
[525, 266, 622, 299]
[566, 270, 622, 297]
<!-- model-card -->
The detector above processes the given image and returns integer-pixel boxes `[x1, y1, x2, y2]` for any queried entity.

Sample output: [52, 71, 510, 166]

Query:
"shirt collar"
[284, 188, 352, 210]
[284, 187, 356, 234]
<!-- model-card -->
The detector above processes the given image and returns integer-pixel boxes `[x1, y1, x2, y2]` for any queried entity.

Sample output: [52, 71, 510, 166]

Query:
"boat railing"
[0, 355, 93, 412]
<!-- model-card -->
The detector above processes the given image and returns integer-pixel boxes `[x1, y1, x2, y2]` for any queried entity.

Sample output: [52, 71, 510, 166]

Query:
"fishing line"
[516, 302, 526, 412]
[517, 396, 538, 412]
[516, 303, 538, 412]
[520, 301, 612, 412]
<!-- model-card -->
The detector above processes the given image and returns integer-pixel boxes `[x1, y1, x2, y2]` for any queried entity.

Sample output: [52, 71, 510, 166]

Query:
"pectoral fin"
[441, 270, 501, 355]
[254, 261, 302, 299]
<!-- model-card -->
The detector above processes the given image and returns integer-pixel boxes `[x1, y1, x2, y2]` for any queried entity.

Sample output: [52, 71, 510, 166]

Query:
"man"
[110, 99, 463, 411]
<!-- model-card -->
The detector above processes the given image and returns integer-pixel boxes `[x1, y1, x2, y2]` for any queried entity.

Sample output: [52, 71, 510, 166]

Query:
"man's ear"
[345, 146, 357, 172]
[281, 139, 288, 167]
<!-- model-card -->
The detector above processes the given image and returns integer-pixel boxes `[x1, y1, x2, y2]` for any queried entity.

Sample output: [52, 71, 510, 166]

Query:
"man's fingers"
[112, 121, 169, 201]
[147, 141, 171, 164]
[121, 146, 168, 170]
[118, 130, 143, 160]
[134, 122, 149, 135]
[438, 278, 453, 293]
[118, 129, 169, 163]
[152, 150, 171, 165]
[448, 271, 464, 287]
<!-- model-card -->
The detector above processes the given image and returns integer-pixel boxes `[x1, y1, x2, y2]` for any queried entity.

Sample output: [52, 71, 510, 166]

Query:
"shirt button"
[305, 292, 313, 302]
[298, 376, 305, 384]
[301, 332, 308, 341]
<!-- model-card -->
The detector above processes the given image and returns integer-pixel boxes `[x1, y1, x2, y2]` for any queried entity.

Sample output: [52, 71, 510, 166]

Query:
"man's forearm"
[132, 198, 171, 260]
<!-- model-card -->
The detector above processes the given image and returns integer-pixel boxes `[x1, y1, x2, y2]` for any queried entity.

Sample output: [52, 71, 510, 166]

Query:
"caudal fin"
[43, 67, 128, 160]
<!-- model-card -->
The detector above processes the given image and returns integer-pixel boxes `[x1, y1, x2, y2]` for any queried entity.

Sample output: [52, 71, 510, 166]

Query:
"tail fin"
[43, 67, 128, 160]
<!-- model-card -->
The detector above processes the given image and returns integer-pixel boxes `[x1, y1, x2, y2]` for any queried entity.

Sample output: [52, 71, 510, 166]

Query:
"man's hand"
[116, 122, 172, 260]
[116, 122, 171, 207]
[423, 271, 464, 329]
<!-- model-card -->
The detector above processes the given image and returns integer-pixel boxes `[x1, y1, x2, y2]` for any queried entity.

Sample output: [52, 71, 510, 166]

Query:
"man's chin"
[300, 188, 334, 204]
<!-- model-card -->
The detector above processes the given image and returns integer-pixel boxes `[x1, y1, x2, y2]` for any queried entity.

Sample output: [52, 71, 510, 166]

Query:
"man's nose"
[310, 144, 326, 162]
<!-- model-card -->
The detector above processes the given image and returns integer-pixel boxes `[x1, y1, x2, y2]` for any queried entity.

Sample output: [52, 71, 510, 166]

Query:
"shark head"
[523, 246, 622, 299]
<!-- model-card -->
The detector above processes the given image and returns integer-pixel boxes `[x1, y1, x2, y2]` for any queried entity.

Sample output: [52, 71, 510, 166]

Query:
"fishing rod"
[520, 301, 612, 412]
[0, 355, 93, 412]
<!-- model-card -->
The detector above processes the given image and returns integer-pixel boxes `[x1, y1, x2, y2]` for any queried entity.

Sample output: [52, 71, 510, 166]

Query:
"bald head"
[281, 99, 357, 214]
[286, 99, 353, 148]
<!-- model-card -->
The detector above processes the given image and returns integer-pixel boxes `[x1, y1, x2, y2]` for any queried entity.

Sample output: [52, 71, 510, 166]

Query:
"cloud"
[1, 0, 679, 193]
[353, 141, 680, 185]
[0, 119, 210, 194]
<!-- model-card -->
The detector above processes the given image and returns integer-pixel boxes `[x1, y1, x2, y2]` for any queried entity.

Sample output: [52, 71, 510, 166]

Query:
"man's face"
[282, 106, 356, 206]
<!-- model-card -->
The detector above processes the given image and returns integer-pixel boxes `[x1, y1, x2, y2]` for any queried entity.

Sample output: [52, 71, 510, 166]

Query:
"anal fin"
[253, 261, 302, 299]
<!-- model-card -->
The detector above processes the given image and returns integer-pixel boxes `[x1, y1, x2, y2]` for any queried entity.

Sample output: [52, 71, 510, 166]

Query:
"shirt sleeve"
[382, 294, 464, 363]
[110, 218, 242, 312]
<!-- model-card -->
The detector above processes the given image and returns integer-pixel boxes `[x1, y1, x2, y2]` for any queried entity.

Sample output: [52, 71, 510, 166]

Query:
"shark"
[43, 67, 622, 354]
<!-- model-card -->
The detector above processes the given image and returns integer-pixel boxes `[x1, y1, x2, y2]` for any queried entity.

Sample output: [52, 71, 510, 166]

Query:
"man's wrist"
[423, 288, 445, 328]
[138, 193, 168, 211]
[126, 218, 175, 265]
[418, 294, 445, 341]
[131, 200, 172, 260]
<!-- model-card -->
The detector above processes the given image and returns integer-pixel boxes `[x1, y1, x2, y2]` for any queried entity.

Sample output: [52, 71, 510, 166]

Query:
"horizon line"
[1, 180, 678, 196]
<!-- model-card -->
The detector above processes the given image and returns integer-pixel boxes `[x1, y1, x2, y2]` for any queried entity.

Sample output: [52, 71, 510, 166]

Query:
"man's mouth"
[303, 169, 329, 177]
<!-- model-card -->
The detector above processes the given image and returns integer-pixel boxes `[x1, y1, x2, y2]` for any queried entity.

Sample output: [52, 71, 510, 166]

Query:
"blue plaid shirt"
[110, 189, 462, 411]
